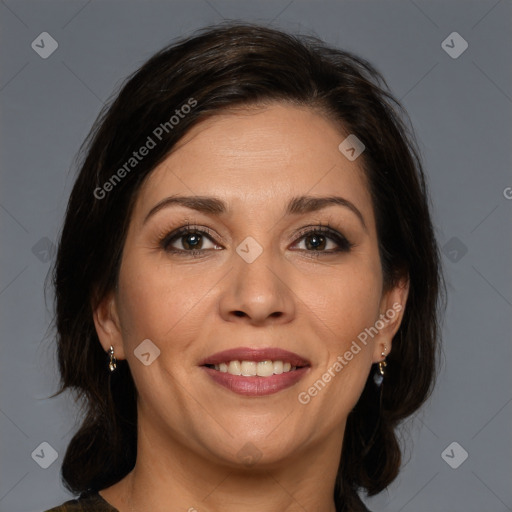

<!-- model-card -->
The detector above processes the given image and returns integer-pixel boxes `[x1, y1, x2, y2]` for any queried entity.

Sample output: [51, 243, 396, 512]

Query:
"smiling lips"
[199, 347, 311, 396]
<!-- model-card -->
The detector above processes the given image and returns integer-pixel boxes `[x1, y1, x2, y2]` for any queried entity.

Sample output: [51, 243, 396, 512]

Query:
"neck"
[114, 416, 343, 512]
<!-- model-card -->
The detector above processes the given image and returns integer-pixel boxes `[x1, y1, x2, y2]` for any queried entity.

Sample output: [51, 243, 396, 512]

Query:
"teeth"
[210, 359, 300, 377]
[228, 360, 241, 375]
[273, 360, 284, 374]
[241, 361, 257, 376]
[257, 360, 274, 377]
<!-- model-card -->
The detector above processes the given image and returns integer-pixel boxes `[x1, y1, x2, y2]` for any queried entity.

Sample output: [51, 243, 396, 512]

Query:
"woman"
[46, 21, 444, 512]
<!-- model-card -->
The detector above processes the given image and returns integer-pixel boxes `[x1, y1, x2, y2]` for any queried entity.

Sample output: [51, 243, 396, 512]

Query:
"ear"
[372, 276, 409, 363]
[92, 290, 126, 359]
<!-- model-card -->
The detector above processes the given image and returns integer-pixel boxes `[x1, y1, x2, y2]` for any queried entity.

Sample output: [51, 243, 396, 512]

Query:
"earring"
[108, 345, 117, 372]
[363, 348, 388, 456]
[373, 347, 387, 387]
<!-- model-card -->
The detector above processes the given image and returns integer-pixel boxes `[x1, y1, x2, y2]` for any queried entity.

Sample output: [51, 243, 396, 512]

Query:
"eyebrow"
[143, 194, 367, 230]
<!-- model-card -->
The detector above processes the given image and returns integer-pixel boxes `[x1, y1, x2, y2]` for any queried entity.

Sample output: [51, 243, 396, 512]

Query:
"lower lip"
[201, 366, 310, 396]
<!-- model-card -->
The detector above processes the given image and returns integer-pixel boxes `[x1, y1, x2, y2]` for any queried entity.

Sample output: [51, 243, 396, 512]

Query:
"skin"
[93, 103, 409, 512]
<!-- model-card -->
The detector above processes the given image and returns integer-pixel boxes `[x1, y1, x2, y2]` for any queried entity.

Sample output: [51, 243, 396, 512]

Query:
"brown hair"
[49, 21, 444, 511]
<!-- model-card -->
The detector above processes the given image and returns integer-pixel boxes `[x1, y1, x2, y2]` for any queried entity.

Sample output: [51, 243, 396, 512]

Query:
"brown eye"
[161, 226, 221, 254]
[179, 232, 204, 250]
[292, 227, 353, 253]
[304, 233, 328, 250]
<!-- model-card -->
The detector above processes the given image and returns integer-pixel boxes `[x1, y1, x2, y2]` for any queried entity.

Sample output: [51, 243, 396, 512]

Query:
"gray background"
[0, 1, 511, 511]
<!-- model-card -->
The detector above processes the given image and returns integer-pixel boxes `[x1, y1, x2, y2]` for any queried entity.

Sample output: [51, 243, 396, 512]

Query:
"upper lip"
[199, 347, 311, 367]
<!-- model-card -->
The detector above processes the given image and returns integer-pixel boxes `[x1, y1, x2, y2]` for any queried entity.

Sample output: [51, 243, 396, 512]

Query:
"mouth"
[199, 347, 311, 396]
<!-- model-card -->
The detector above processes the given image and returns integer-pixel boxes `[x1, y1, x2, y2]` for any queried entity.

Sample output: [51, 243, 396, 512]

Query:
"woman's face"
[95, 103, 406, 468]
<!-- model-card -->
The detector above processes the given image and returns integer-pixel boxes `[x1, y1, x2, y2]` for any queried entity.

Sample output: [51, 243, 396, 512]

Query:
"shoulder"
[44, 489, 119, 512]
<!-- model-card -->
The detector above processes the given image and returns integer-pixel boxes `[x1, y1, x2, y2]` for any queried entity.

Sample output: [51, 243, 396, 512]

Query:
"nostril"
[234, 310, 246, 317]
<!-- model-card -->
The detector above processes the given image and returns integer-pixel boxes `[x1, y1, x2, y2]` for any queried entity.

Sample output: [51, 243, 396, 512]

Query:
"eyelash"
[159, 222, 354, 258]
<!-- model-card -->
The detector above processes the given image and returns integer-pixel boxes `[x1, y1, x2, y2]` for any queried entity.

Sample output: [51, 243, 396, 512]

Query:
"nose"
[218, 245, 296, 326]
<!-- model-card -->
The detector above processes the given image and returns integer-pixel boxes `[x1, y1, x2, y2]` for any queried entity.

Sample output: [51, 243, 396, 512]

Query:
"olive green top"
[45, 490, 118, 511]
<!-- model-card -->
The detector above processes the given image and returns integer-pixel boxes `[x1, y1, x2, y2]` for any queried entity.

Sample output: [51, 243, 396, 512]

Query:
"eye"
[160, 226, 222, 255]
[159, 223, 352, 257]
[291, 225, 353, 254]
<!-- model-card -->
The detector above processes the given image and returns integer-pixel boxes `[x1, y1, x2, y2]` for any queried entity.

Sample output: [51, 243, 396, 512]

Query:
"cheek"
[296, 255, 382, 405]
[115, 257, 209, 348]
[302, 258, 382, 346]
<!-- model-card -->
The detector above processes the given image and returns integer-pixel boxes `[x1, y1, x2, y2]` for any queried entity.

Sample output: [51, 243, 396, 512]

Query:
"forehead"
[134, 104, 374, 223]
